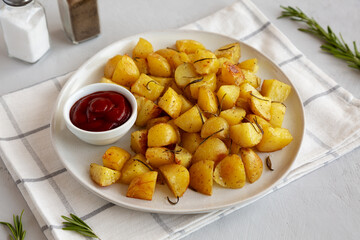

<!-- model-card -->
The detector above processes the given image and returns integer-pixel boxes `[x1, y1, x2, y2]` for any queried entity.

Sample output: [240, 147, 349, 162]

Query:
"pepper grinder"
[57, 0, 100, 44]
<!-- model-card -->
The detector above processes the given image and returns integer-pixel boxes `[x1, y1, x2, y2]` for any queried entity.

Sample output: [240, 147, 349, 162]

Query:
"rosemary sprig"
[61, 214, 101, 239]
[0, 210, 26, 240]
[279, 6, 360, 70]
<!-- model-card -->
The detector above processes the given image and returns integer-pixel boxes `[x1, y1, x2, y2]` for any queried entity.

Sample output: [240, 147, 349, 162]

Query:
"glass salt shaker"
[57, 0, 100, 44]
[0, 0, 50, 63]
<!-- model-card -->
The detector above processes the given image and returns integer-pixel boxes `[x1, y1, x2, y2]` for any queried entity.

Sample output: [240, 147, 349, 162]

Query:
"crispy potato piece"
[90, 163, 121, 187]
[238, 58, 258, 73]
[189, 160, 214, 195]
[246, 114, 272, 130]
[172, 52, 191, 69]
[249, 94, 272, 121]
[192, 49, 219, 75]
[131, 74, 165, 101]
[100, 77, 119, 85]
[146, 147, 175, 168]
[166, 119, 182, 145]
[261, 79, 291, 102]
[159, 164, 190, 197]
[217, 85, 240, 110]
[104, 55, 122, 79]
[149, 76, 174, 88]
[256, 126, 293, 152]
[174, 62, 199, 88]
[235, 97, 251, 113]
[120, 154, 151, 184]
[223, 139, 241, 155]
[126, 171, 158, 200]
[242, 69, 261, 88]
[130, 129, 148, 155]
[147, 52, 172, 77]
[197, 86, 218, 114]
[201, 117, 229, 140]
[174, 105, 206, 133]
[180, 132, 203, 154]
[229, 122, 262, 148]
[133, 38, 154, 59]
[179, 94, 193, 114]
[147, 123, 178, 147]
[269, 102, 286, 128]
[135, 98, 162, 127]
[158, 87, 182, 118]
[213, 154, 245, 189]
[102, 146, 131, 171]
[112, 55, 140, 87]
[219, 107, 246, 126]
[133, 57, 149, 74]
[155, 48, 178, 71]
[239, 148, 263, 183]
[174, 144, 192, 168]
[219, 61, 244, 86]
[189, 73, 217, 99]
[176, 39, 205, 54]
[146, 116, 171, 130]
[192, 137, 228, 164]
[239, 82, 261, 101]
[215, 43, 241, 63]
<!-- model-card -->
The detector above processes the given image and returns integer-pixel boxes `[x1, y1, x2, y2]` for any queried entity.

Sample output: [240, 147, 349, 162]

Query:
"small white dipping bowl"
[63, 83, 137, 145]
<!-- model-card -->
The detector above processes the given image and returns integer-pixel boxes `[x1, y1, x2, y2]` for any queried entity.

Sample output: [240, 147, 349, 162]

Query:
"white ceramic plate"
[51, 30, 305, 214]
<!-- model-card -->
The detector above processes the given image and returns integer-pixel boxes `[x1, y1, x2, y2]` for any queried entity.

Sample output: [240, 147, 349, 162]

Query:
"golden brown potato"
[213, 154, 246, 189]
[104, 55, 122, 79]
[158, 87, 182, 118]
[249, 94, 272, 121]
[132, 37, 154, 59]
[112, 55, 140, 87]
[135, 98, 162, 127]
[229, 122, 262, 148]
[197, 86, 218, 114]
[130, 129, 148, 155]
[214, 42, 241, 63]
[171, 52, 191, 69]
[166, 119, 182, 145]
[131, 74, 165, 101]
[239, 82, 261, 101]
[174, 105, 207, 133]
[242, 69, 261, 88]
[146, 116, 171, 130]
[239, 148, 263, 183]
[261, 79, 291, 102]
[174, 62, 199, 89]
[149, 76, 174, 88]
[133, 57, 149, 74]
[217, 85, 240, 110]
[180, 132, 203, 154]
[256, 126, 293, 152]
[192, 137, 228, 164]
[155, 48, 178, 71]
[120, 154, 151, 184]
[100, 77, 119, 85]
[159, 164, 190, 197]
[219, 108, 246, 126]
[189, 73, 217, 99]
[219, 61, 244, 86]
[176, 39, 205, 54]
[189, 160, 214, 195]
[146, 147, 175, 168]
[200, 116, 229, 140]
[102, 146, 131, 171]
[147, 52, 172, 77]
[90, 163, 121, 187]
[147, 123, 179, 147]
[269, 102, 286, 128]
[126, 171, 158, 200]
[238, 58, 258, 72]
[246, 114, 272, 130]
[179, 94, 193, 114]
[235, 97, 251, 113]
[174, 144, 192, 168]
[192, 49, 219, 75]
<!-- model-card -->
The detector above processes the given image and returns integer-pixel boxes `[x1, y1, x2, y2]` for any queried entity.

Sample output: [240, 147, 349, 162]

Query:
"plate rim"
[50, 29, 305, 214]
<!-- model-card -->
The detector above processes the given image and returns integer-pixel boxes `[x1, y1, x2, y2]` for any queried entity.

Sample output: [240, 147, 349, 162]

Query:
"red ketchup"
[70, 91, 131, 132]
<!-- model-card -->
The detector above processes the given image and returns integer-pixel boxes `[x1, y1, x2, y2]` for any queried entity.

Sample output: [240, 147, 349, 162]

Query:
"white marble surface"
[1, 0, 360, 239]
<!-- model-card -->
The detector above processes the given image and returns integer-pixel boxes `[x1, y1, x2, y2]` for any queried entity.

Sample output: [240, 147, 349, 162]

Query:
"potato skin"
[102, 146, 131, 171]
[192, 137, 228, 164]
[145, 147, 175, 168]
[159, 164, 190, 198]
[189, 160, 214, 195]
[147, 123, 178, 147]
[90, 163, 121, 187]
[126, 171, 158, 201]
[239, 148, 263, 183]
[120, 154, 150, 184]
[213, 154, 246, 189]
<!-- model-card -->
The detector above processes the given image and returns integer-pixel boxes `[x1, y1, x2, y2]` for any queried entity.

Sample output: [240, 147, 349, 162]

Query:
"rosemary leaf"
[0, 210, 26, 240]
[279, 6, 360, 70]
[61, 214, 101, 239]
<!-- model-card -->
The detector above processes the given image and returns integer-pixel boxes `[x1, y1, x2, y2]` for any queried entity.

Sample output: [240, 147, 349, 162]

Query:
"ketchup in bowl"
[70, 91, 132, 132]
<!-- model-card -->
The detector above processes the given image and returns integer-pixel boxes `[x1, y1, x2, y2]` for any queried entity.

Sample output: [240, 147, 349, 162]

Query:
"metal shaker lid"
[3, 0, 33, 7]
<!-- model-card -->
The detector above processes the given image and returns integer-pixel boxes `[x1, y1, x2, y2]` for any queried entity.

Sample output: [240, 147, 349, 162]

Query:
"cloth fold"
[1, 0, 360, 239]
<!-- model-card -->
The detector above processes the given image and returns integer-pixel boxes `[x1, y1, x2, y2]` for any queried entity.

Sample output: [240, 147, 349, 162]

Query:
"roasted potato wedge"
[189, 160, 214, 195]
[239, 148, 263, 183]
[147, 123, 179, 147]
[213, 154, 246, 189]
[159, 164, 190, 198]
[90, 163, 121, 187]
[102, 146, 131, 171]
[126, 171, 158, 200]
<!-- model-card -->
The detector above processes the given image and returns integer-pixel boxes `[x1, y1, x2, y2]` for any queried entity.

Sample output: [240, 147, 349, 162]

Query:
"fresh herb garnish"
[279, 6, 360, 70]
[193, 58, 216, 64]
[184, 77, 203, 89]
[167, 196, 180, 205]
[61, 213, 101, 239]
[250, 92, 269, 101]
[199, 128, 225, 146]
[217, 45, 235, 51]
[133, 158, 153, 171]
[0, 210, 26, 240]
[195, 105, 205, 124]
[144, 80, 159, 91]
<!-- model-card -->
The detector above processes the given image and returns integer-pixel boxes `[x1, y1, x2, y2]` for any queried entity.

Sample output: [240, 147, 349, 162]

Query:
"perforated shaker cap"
[3, 0, 33, 7]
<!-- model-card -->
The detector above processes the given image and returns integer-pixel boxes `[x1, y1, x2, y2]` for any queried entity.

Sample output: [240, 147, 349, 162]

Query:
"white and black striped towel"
[1, 0, 360, 239]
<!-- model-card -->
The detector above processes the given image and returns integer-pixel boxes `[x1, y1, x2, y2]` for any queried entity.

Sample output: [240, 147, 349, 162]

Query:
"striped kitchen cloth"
[1, 0, 360, 239]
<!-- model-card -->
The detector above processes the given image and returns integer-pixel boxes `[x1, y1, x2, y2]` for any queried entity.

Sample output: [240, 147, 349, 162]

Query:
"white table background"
[1, 0, 360, 239]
